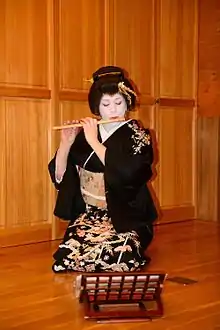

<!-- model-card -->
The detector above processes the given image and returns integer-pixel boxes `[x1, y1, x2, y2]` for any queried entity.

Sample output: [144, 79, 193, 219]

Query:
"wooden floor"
[1, 220, 220, 330]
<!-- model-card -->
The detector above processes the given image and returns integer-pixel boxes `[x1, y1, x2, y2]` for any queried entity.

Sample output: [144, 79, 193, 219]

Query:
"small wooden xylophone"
[75, 272, 167, 322]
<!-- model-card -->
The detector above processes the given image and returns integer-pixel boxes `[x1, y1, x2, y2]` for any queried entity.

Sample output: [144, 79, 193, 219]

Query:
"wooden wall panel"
[59, 101, 90, 121]
[135, 106, 153, 128]
[111, 0, 153, 97]
[196, 0, 220, 222]
[154, 0, 198, 222]
[198, 0, 220, 116]
[159, 0, 196, 98]
[59, 0, 105, 91]
[5, 99, 49, 227]
[197, 117, 220, 221]
[0, 100, 6, 228]
[155, 107, 194, 208]
[0, 0, 48, 87]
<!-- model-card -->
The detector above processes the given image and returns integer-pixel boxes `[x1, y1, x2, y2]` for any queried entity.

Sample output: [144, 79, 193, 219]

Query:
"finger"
[81, 117, 91, 121]
[87, 118, 97, 126]
[80, 118, 91, 126]
[81, 122, 89, 130]
[92, 118, 98, 125]
[71, 119, 79, 124]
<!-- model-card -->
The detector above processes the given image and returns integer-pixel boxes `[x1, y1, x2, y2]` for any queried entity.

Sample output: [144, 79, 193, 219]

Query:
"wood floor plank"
[1, 220, 220, 330]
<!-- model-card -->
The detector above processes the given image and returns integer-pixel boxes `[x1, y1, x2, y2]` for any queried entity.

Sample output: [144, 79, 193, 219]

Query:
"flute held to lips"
[52, 117, 125, 130]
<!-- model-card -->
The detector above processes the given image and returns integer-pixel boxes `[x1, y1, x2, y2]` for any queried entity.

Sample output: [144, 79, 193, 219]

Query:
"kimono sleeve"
[104, 128, 154, 188]
[48, 145, 86, 221]
[48, 153, 61, 190]
[47, 130, 86, 190]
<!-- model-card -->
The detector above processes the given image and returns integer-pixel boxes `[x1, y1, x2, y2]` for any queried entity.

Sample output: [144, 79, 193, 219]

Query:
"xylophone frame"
[76, 272, 167, 321]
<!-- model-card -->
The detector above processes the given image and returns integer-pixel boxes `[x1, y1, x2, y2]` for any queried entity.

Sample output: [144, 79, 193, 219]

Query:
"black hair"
[88, 66, 136, 115]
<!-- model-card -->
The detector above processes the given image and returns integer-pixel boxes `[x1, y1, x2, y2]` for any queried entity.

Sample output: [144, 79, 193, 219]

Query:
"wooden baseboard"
[0, 224, 51, 248]
[156, 205, 195, 224]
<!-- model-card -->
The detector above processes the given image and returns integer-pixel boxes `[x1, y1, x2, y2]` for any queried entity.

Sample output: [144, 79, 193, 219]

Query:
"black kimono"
[48, 119, 157, 272]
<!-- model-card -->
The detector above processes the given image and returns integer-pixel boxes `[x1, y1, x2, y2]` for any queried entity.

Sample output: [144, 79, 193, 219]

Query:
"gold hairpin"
[118, 82, 137, 105]
[83, 72, 121, 84]
[83, 78, 94, 84]
[97, 71, 121, 78]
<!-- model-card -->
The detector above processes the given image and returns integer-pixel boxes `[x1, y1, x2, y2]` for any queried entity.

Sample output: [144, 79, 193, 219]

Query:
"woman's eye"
[115, 101, 122, 105]
[102, 103, 110, 107]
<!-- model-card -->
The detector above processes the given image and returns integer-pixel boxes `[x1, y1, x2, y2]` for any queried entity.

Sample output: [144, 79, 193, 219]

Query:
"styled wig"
[88, 66, 137, 116]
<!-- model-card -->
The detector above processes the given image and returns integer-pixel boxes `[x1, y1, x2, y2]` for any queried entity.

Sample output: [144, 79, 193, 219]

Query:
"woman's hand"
[81, 117, 106, 165]
[81, 117, 98, 147]
[55, 120, 81, 182]
[60, 120, 81, 147]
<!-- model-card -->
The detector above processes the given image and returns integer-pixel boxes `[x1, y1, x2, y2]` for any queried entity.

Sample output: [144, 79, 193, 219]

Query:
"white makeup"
[99, 93, 127, 132]
[99, 93, 127, 120]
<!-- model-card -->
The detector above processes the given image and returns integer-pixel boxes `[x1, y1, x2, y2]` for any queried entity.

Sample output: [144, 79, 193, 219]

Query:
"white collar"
[99, 119, 131, 142]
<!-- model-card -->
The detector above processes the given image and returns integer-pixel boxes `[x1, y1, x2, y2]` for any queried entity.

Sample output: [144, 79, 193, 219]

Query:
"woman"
[48, 66, 158, 273]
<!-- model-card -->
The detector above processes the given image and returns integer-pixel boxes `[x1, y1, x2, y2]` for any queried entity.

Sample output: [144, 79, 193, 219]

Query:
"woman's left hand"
[81, 117, 99, 147]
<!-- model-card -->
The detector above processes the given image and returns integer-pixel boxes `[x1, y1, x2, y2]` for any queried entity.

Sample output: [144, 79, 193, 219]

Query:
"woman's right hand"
[60, 120, 81, 147]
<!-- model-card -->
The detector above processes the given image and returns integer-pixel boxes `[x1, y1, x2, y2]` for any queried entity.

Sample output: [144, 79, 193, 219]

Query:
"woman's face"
[99, 93, 127, 120]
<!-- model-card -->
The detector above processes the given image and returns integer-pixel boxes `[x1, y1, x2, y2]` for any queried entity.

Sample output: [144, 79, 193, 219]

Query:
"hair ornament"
[83, 78, 94, 84]
[118, 81, 137, 105]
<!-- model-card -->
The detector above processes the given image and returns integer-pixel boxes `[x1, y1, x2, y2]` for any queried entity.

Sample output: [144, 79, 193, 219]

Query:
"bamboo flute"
[53, 117, 125, 130]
